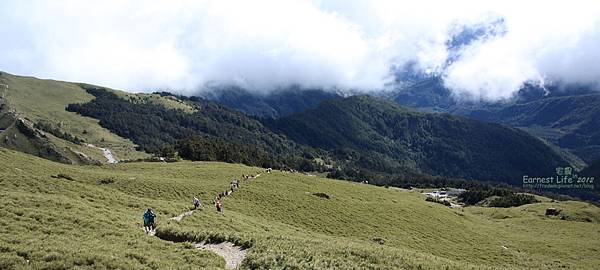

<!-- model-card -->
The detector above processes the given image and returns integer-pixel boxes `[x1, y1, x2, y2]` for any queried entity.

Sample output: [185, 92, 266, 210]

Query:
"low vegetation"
[1, 148, 600, 269]
[312, 192, 330, 199]
[488, 193, 539, 208]
[458, 187, 543, 208]
[458, 188, 514, 205]
[425, 197, 451, 207]
[33, 121, 84, 145]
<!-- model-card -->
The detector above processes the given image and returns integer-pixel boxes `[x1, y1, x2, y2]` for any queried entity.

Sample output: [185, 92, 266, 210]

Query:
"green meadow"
[1, 148, 599, 269]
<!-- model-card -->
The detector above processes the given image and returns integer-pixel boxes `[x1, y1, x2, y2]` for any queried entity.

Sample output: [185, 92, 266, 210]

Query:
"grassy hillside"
[1, 148, 599, 269]
[0, 72, 149, 163]
[66, 87, 313, 168]
[267, 95, 569, 184]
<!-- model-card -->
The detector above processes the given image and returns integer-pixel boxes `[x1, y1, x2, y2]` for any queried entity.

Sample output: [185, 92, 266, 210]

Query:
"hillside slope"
[390, 77, 600, 164]
[0, 71, 580, 188]
[470, 94, 600, 163]
[66, 87, 314, 168]
[267, 96, 569, 184]
[0, 72, 148, 164]
[581, 159, 600, 178]
[1, 148, 599, 269]
[202, 86, 342, 118]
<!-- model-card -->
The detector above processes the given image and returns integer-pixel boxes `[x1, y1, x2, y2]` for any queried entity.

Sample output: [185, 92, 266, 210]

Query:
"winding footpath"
[169, 210, 195, 221]
[152, 171, 266, 269]
[195, 242, 247, 269]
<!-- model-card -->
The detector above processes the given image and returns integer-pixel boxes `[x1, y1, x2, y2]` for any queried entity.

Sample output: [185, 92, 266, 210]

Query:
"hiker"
[230, 179, 239, 189]
[143, 208, 156, 232]
[215, 199, 222, 212]
[192, 197, 200, 209]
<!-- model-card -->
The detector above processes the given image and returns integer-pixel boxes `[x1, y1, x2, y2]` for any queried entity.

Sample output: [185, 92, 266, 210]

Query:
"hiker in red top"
[215, 199, 222, 212]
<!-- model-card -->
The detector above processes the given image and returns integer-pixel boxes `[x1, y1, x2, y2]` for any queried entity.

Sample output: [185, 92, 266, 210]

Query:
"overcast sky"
[1, 0, 600, 100]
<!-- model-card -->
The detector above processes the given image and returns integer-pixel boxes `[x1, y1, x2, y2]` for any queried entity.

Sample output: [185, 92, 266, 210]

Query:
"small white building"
[424, 191, 448, 199]
[423, 188, 466, 199]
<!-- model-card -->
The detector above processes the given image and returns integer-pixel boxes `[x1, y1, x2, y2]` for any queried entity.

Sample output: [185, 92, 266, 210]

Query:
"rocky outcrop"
[0, 110, 98, 165]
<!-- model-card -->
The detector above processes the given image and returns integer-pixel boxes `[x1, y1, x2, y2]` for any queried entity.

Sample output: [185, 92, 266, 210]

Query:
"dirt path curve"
[150, 170, 267, 268]
[158, 209, 248, 269]
[195, 242, 247, 269]
[86, 143, 117, 164]
[169, 210, 195, 221]
[100, 147, 117, 164]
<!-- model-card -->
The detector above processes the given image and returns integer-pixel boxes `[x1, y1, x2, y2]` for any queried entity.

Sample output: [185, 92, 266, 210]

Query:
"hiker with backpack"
[192, 197, 200, 209]
[143, 208, 156, 232]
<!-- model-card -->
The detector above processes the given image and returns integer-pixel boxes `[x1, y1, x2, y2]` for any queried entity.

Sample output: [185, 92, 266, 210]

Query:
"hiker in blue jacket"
[143, 208, 156, 232]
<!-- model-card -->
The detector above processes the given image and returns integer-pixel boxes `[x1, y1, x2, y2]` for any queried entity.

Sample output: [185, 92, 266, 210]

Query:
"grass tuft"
[312, 192, 330, 199]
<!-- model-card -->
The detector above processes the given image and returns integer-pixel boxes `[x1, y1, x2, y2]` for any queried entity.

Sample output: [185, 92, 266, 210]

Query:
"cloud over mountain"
[1, 0, 600, 99]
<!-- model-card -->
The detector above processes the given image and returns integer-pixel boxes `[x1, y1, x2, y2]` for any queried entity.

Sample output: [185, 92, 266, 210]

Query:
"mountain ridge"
[0, 71, 585, 193]
[266, 95, 570, 184]
[200, 85, 342, 118]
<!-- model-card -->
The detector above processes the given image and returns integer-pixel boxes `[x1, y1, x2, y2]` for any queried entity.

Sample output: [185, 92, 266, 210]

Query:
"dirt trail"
[148, 170, 269, 268]
[100, 147, 117, 164]
[86, 143, 117, 164]
[142, 227, 156, 236]
[169, 210, 195, 221]
[195, 242, 247, 269]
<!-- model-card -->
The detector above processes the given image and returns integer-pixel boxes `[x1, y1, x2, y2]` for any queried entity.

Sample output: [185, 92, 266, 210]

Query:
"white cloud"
[442, 0, 600, 99]
[1, 0, 600, 99]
